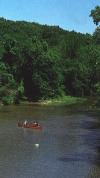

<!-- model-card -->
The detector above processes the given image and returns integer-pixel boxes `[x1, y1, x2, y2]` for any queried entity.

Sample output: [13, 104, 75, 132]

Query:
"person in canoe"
[33, 121, 39, 126]
[23, 120, 28, 126]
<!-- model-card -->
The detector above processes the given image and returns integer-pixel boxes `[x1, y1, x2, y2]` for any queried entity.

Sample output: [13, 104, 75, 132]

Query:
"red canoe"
[18, 122, 42, 130]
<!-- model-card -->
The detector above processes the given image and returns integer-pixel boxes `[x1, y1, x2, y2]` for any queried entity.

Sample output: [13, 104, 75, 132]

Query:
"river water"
[0, 104, 100, 178]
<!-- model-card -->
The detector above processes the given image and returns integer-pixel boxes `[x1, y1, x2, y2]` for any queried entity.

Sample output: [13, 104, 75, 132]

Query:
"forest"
[0, 6, 100, 105]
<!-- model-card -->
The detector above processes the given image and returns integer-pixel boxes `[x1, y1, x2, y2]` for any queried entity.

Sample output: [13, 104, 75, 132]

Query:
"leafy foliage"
[90, 6, 100, 25]
[0, 7, 100, 104]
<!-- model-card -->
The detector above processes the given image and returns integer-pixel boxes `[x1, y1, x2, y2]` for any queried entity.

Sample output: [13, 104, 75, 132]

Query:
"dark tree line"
[0, 6, 100, 104]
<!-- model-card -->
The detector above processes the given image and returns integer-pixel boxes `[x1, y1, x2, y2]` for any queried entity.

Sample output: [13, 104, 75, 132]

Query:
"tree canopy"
[90, 6, 100, 25]
[0, 6, 100, 104]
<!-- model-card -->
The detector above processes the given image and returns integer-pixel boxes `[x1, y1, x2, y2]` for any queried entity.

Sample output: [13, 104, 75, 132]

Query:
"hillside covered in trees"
[0, 6, 100, 104]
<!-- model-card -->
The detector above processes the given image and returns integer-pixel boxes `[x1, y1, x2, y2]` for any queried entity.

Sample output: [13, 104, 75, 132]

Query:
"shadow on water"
[58, 108, 100, 167]
[81, 120, 100, 130]
[81, 136, 100, 167]
[59, 150, 100, 166]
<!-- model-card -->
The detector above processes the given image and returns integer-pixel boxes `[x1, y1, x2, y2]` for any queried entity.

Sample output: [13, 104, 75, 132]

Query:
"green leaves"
[0, 15, 99, 102]
[90, 6, 100, 25]
[95, 82, 100, 96]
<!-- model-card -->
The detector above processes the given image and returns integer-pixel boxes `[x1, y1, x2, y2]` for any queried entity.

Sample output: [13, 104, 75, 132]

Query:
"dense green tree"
[93, 27, 100, 45]
[0, 62, 17, 104]
[90, 6, 100, 25]
[0, 12, 99, 104]
[77, 45, 100, 95]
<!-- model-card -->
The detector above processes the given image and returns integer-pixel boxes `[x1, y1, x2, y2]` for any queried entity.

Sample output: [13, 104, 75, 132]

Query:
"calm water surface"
[0, 104, 100, 178]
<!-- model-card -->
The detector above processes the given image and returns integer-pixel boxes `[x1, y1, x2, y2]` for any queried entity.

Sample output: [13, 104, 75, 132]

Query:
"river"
[0, 104, 100, 178]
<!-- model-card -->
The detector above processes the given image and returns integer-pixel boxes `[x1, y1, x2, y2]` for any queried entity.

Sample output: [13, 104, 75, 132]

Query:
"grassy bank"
[1, 96, 85, 106]
[38, 96, 87, 106]
[38, 96, 100, 111]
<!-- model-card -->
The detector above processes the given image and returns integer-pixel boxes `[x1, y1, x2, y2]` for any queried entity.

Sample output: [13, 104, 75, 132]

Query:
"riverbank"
[0, 96, 100, 112]
[20, 96, 87, 107]
[38, 96, 87, 105]
[20, 96, 100, 112]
